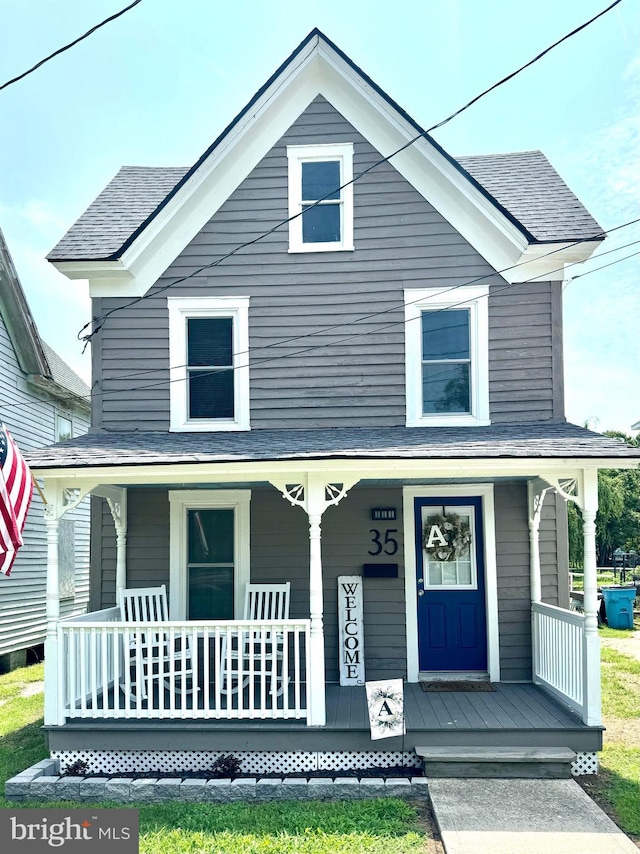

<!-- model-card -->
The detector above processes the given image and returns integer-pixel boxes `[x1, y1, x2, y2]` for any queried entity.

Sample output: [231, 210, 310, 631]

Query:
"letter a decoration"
[366, 678, 405, 739]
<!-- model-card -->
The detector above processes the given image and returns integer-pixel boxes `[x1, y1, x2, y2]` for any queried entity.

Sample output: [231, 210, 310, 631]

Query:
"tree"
[567, 431, 640, 568]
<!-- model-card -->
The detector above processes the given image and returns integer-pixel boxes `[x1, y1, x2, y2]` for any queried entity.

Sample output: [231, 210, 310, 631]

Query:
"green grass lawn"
[587, 632, 640, 838]
[0, 664, 435, 853]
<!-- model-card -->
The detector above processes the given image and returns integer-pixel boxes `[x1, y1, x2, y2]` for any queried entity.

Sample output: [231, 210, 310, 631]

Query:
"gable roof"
[457, 151, 601, 243]
[0, 229, 49, 376]
[48, 29, 603, 296]
[0, 230, 90, 409]
[48, 147, 602, 263]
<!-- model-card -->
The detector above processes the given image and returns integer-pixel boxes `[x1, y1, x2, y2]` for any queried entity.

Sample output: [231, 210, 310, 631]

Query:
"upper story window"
[168, 296, 250, 432]
[287, 143, 354, 252]
[404, 286, 490, 427]
[56, 413, 73, 442]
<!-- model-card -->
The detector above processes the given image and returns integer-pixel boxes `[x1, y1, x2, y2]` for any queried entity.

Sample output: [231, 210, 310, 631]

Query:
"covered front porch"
[46, 680, 602, 759]
[26, 424, 633, 739]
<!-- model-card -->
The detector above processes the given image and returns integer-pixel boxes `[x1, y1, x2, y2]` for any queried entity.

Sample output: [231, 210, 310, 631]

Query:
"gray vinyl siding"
[494, 483, 531, 682]
[111, 482, 545, 684]
[112, 486, 406, 683]
[93, 96, 562, 431]
[0, 313, 90, 660]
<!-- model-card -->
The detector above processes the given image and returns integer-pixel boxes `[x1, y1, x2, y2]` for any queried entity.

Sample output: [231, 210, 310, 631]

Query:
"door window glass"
[422, 505, 476, 589]
[187, 508, 234, 619]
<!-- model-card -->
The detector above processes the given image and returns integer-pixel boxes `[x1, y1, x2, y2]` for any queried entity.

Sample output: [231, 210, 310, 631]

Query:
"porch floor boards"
[50, 683, 603, 756]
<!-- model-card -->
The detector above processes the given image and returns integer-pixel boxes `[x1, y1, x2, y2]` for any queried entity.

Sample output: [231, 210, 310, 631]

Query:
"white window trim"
[402, 484, 500, 683]
[55, 412, 74, 442]
[404, 286, 490, 427]
[169, 489, 251, 620]
[287, 143, 354, 253]
[168, 296, 250, 432]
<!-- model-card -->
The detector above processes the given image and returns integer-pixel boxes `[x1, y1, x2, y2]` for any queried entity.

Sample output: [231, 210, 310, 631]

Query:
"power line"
[78, 0, 623, 344]
[97, 222, 640, 385]
[2, 228, 637, 418]
[0, 1, 143, 93]
[563, 246, 640, 289]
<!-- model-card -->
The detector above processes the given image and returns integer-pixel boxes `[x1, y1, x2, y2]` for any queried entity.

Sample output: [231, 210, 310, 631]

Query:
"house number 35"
[368, 529, 398, 556]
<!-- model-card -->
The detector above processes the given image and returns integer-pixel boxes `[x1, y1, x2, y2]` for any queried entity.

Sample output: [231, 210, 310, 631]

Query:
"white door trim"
[402, 484, 500, 682]
[168, 489, 251, 619]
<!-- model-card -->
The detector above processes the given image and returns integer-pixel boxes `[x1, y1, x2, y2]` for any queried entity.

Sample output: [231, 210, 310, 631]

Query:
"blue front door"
[415, 497, 488, 672]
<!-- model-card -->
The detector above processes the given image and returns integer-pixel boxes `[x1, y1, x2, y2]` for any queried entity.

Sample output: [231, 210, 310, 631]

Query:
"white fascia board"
[508, 241, 603, 283]
[314, 43, 528, 272]
[51, 261, 134, 297]
[54, 39, 602, 298]
[90, 52, 325, 298]
[32, 457, 635, 488]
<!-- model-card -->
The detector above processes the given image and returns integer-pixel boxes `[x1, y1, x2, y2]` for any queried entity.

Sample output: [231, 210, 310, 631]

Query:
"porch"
[46, 680, 602, 756]
[49, 597, 598, 753]
[27, 423, 635, 739]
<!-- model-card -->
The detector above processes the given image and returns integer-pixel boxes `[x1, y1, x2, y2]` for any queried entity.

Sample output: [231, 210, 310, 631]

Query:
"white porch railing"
[531, 601, 588, 719]
[57, 616, 310, 722]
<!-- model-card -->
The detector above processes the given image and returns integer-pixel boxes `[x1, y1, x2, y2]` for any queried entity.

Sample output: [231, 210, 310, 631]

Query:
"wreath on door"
[423, 513, 471, 561]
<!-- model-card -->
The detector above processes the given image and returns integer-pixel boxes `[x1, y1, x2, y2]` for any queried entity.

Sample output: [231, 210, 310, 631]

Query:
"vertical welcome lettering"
[337, 575, 365, 685]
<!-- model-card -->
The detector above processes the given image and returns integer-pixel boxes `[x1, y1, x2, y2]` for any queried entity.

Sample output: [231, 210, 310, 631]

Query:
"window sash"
[421, 309, 472, 415]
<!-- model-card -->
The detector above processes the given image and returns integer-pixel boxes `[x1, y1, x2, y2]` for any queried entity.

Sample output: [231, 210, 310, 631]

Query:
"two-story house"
[0, 230, 90, 673]
[26, 31, 640, 779]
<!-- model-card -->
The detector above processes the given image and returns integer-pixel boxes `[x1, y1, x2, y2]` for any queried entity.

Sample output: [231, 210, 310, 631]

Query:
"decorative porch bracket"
[527, 479, 553, 603]
[40, 479, 96, 726]
[93, 486, 128, 593]
[270, 475, 360, 726]
[535, 469, 601, 726]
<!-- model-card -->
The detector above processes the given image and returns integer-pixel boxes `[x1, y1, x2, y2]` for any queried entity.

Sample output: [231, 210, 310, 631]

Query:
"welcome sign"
[337, 575, 365, 685]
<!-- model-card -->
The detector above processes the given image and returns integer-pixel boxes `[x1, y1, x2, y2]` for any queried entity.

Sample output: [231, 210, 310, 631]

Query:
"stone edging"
[6, 760, 428, 803]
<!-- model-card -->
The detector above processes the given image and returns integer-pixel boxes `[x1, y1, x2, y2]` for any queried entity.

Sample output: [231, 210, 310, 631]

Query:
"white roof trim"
[51, 35, 600, 297]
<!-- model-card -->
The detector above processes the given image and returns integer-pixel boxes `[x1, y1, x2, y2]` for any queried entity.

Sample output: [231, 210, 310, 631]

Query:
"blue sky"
[0, 0, 638, 432]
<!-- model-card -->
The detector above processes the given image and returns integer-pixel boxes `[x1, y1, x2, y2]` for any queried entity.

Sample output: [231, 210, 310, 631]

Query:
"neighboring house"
[26, 31, 640, 778]
[0, 231, 90, 672]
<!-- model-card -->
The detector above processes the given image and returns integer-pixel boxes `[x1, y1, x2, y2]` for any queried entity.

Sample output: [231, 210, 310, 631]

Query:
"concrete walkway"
[428, 778, 638, 854]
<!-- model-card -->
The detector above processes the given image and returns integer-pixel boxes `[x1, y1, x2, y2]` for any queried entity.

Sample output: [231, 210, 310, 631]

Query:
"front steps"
[415, 745, 576, 778]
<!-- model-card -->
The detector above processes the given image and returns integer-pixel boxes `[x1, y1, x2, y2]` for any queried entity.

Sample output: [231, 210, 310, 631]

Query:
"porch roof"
[25, 422, 640, 471]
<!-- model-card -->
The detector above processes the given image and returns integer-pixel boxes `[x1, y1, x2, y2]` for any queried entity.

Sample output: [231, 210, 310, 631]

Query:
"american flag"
[0, 424, 33, 576]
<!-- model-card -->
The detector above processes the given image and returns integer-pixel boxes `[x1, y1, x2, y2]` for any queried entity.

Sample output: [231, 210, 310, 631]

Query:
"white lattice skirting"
[571, 752, 598, 776]
[51, 750, 422, 776]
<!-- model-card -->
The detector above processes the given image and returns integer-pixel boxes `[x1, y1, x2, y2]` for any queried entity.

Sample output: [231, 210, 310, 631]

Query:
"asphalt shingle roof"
[24, 423, 640, 470]
[41, 341, 90, 401]
[48, 167, 188, 261]
[457, 151, 602, 243]
[47, 148, 602, 263]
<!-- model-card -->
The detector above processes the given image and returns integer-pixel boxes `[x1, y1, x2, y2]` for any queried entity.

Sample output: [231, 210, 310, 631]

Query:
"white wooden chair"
[220, 582, 291, 696]
[118, 585, 196, 700]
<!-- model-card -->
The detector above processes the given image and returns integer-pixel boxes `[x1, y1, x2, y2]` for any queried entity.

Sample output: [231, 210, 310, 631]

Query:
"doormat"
[420, 680, 494, 692]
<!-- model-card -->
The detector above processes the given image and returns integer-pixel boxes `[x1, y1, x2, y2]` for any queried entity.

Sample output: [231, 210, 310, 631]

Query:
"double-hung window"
[287, 143, 354, 252]
[168, 296, 250, 431]
[404, 286, 490, 427]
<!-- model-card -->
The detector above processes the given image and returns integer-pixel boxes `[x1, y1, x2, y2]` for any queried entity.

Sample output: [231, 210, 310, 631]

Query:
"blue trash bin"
[602, 587, 637, 629]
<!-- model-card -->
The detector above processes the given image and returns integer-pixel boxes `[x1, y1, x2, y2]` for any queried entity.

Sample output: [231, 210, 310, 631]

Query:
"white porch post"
[42, 481, 95, 727]
[271, 475, 359, 727]
[307, 509, 325, 725]
[44, 483, 63, 726]
[581, 468, 602, 726]
[527, 480, 550, 605]
[101, 488, 128, 594]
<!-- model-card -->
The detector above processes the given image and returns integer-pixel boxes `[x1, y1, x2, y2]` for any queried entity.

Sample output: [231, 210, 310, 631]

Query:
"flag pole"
[31, 473, 47, 505]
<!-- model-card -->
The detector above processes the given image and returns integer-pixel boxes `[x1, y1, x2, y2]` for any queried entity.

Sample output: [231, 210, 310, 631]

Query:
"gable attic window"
[404, 286, 490, 427]
[168, 296, 250, 432]
[287, 143, 354, 252]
